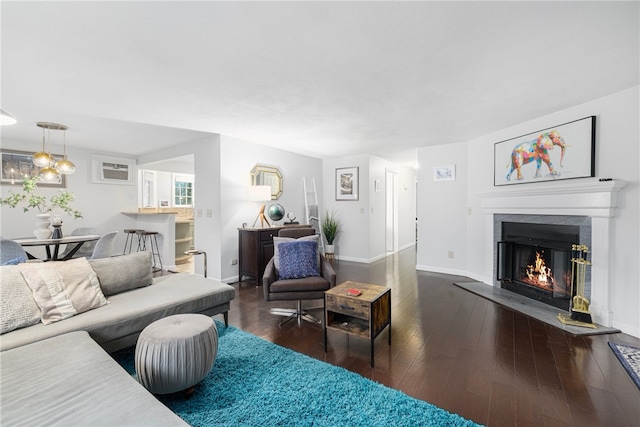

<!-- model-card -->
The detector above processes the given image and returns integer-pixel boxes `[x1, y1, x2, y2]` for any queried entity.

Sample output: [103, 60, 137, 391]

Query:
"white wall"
[416, 142, 468, 275]
[138, 135, 221, 278]
[323, 154, 417, 263]
[323, 155, 370, 262]
[219, 135, 324, 282]
[417, 86, 640, 337]
[0, 142, 139, 258]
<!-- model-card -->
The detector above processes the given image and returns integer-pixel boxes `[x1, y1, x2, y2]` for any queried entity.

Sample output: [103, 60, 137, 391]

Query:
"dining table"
[13, 234, 101, 261]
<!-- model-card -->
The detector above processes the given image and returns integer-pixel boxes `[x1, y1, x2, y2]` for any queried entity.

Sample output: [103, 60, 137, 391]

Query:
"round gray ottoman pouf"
[135, 314, 218, 394]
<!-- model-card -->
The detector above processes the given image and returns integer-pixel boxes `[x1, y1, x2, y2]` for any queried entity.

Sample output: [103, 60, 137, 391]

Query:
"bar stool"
[123, 229, 144, 255]
[136, 230, 163, 271]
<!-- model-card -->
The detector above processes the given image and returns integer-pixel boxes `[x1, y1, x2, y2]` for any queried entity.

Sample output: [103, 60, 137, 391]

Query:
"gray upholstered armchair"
[263, 227, 336, 326]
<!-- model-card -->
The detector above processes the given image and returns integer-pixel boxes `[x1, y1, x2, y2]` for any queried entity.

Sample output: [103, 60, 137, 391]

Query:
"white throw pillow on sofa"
[0, 266, 41, 334]
[19, 258, 108, 325]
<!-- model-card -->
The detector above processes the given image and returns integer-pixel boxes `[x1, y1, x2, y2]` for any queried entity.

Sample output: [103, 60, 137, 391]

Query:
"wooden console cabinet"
[238, 227, 280, 283]
[237, 225, 311, 283]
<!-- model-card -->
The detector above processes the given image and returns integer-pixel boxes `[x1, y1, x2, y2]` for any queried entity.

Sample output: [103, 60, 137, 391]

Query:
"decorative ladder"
[303, 177, 324, 254]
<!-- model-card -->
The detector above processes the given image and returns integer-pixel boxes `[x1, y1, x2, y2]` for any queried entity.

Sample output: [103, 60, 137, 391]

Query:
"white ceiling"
[1, 1, 638, 168]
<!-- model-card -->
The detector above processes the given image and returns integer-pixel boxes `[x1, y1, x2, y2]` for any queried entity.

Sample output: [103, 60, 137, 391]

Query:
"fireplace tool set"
[558, 244, 596, 328]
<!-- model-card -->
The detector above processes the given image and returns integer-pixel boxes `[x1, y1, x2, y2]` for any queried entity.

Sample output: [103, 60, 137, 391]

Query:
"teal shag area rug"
[113, 321, 481, 426]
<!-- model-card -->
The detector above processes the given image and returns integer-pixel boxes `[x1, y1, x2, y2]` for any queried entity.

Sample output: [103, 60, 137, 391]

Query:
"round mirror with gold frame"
[250, 164, 283, 200]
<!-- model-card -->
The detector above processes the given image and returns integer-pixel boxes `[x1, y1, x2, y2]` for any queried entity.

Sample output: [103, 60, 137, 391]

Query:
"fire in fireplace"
[497, 222, 579, 310]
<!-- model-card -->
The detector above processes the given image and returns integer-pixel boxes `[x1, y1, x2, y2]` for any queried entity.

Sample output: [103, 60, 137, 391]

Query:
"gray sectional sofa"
[0, 251, 236, 426]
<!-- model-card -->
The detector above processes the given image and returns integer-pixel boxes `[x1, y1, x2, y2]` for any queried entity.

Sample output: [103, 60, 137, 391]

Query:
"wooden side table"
[324, 281, 391, 367]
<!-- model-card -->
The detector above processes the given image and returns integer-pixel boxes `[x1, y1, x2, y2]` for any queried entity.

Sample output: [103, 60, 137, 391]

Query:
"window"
[173, 174, 194, 207]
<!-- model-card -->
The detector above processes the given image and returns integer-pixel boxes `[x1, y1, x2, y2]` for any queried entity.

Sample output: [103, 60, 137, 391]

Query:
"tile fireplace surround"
[480, 179, 627, 327]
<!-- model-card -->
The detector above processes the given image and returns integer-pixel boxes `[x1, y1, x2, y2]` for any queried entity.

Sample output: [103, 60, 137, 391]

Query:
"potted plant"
[321, 210, 341, 254]
[0, 176, 82, 238]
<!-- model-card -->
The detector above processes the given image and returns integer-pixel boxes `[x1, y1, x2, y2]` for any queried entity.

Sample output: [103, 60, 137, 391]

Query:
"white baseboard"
[613, 320, 640, 338]
[338, 243, 416, 264]
[415, 264, 469, 278]
[336, 255, 374, 263]
[222, 275, 240, 284]
[399, 242, 416, 251]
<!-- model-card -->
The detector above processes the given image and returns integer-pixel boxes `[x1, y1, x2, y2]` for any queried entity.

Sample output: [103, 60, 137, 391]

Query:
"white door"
[385, 170, 398, 253]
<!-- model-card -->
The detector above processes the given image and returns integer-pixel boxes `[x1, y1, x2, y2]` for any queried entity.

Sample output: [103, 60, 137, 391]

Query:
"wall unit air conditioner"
[101, 161, 130, 181]
[92, 155, 136, 185]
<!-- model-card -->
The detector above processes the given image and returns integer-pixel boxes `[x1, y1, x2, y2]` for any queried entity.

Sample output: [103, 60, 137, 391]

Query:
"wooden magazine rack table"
[324, 281, 391, 367]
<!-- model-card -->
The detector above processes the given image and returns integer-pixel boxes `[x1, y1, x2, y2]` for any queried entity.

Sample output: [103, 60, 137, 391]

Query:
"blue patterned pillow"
[2, 255, 27, 266]
[277, 240, 319, 280]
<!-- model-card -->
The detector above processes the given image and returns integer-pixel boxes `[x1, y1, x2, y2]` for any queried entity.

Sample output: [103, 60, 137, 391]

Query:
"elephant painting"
[506, 131, 567, 181]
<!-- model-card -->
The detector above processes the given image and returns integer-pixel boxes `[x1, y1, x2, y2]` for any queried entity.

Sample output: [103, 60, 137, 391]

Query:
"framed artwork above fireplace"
[494, 116, 596, 186]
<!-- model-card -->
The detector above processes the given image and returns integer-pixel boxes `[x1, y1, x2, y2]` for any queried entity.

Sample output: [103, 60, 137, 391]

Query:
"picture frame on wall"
[494, 116, 596, 186]
[336, 167, 359, 201]
[0, 149, 66, 187]
[433, 165, 456, 182]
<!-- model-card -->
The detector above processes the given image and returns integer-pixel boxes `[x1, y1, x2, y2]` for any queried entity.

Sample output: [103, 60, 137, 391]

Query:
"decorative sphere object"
[267, 203, 285, 221]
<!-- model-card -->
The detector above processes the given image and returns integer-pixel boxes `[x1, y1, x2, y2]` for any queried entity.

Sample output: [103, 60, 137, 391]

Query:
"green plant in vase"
[321, 210, 341, 254]
[0, 176, 82, 218]
[1, 176, 82, 238]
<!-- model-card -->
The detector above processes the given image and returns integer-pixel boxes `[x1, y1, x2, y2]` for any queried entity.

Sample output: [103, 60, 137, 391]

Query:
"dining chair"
[89, 231, 118, 260]
[58, 227, 98, 259]
[0, 238, 29, 265]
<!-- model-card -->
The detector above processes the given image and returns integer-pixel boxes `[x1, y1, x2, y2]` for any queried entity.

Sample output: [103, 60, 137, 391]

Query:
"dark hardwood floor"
[224, 247, 640, 427]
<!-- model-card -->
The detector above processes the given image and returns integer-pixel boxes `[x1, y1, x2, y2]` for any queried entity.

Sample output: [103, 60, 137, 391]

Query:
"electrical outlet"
[360, 208, 365, 214]
[467, 207, 472, 215]
[206, 209, 212, 218]
[448, 251, 454, 259]
[230, 259, 238, 265]
[197, 209, 203, 217]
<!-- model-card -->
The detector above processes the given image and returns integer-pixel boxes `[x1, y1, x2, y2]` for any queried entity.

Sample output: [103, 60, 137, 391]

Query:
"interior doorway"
[385, 169, 398, 253]
[139, 154, 195, 273]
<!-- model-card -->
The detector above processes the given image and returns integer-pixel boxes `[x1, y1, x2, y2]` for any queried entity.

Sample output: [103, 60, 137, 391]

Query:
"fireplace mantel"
[480, 178, 627, 327]
[480, 179, 627, 218]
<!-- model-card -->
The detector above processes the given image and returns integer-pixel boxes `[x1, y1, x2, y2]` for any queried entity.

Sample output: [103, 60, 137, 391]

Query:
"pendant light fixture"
[34, 122, 75, 182]
[33, 123, 55, 168]
[54, 126, 76, 175]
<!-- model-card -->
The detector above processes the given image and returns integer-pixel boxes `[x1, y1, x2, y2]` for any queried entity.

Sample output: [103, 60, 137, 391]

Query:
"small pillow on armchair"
[273, 234, 319, 275]
[277, 240, 320, 280]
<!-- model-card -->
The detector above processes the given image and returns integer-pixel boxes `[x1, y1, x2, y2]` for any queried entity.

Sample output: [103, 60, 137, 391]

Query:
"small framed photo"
[433, 165, 456, 182]
[1, 149, 66, 187]
[336, 167, 359, 201]
[159, 200, 169, 207]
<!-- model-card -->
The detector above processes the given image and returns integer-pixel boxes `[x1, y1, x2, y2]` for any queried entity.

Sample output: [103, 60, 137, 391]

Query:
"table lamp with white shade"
[248, 185, 272, 228]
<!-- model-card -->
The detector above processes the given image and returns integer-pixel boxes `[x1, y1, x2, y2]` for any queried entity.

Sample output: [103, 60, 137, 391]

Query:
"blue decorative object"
[1, 255, 27, 265]
[113, 321, 481, 427]
[277, 240, 319, 279]
[267, 203, 285, 221]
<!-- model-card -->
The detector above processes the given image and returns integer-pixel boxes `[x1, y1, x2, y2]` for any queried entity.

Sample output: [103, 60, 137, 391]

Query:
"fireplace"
[480, 179, 626, 327]
[497, 222, 579, 310]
